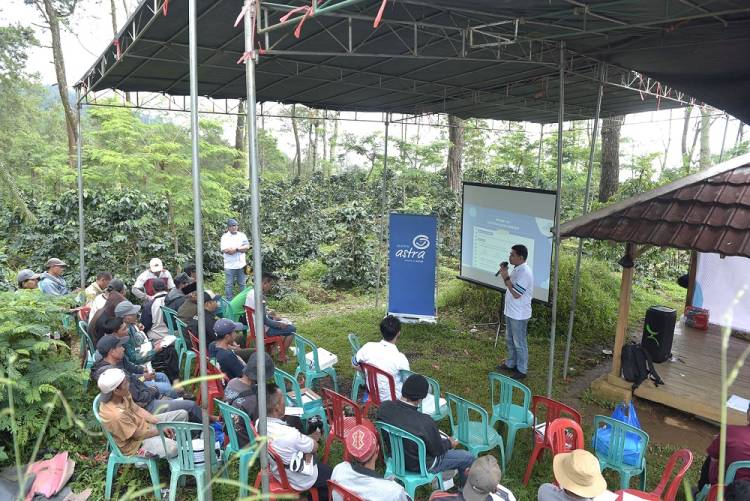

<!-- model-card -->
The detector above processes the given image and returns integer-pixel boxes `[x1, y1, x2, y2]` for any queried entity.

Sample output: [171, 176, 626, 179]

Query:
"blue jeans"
[504, 315, 529, 375]
[144, 372, 180, 398]
[429, 447, 475, 485]
[267, 318, 296, 337]
[224, 267, 246, 300]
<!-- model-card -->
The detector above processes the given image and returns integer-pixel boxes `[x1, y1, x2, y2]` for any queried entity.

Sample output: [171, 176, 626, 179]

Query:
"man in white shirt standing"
[220, 218, 250, 300]
[496, 244, 534, 380]
[355, 315, 410, 401]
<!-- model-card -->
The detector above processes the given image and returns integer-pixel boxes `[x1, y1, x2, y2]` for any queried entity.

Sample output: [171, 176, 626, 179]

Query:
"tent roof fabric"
[77, 0, 750, 123]
[559, 153, 750, 257]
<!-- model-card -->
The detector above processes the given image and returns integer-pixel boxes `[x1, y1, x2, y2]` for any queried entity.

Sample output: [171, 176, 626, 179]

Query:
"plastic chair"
[488, 372, 533, 463]
[547, 418, 585, 455]
[294, 334, 338, 392]
[359, 362, 396, 413]
[175, 318, 196, 382]
[254, 445, 320, 501]
[697, 459, 750, 501]
[191, 349, 227, 416]
[155, 421, 219, 501]
[161, 306, 178, 336]
[592, 414, 649, 491]
[375, 420, 445, 499]
[77, 320, 96, 370]
[348, 333, 366, 402]
[215, 399, 259, 498]
[218, 296, 232, 319]
[328, 479, 365, 501]
[74, 305, 91, 322]
[244, 305, 287, 362]
[322, 388, 373, 462]
[92, 394, 161, 500]
[522, 395, 583, 485]
[274, 367, 329, 436]
[400, 369, 449, 422]
[648, 448, 692, 501]
[445, 392, 506, 469]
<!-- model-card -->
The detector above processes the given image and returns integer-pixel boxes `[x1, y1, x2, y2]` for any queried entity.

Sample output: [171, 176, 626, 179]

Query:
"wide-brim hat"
[552, 450, 607, 498]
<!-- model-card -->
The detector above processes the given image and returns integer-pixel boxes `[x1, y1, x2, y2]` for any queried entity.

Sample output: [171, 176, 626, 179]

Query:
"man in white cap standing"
[220, 218, 249, 300]
[537, 449, 607, 501]
[132, 258, 175, 301]
[39, 258, 70, 295]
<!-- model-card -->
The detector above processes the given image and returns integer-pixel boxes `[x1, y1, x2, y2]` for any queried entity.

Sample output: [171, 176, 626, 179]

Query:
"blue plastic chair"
[696, 460, 750, 500]
[274, 368, 329, 436]
[92, 395, 162, 499]
[400, 369, 449, 422]
[488, 372, 533, 463]
[592, 414, 649, 490]
[348, 333, 366, 402]
[156, 421, 220, 501]
[215, 399, 260, 498]
[375, 420, 445, 499]
[445, 392, 505, 469]
[174, 318, 196, 383]
[293, 334, 339, 392]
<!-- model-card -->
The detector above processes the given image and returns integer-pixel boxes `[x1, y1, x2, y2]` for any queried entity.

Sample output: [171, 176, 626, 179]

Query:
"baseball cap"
[97, 368, 126, 402]
[215, 318, 244, 337]
[345, 424, 378, 462]
[45, 258, 67, 268]
[243, 351, 275, 379]
[17, 269, 40, 283]
[227, 218, 239, 227]
[96, 334, 127, 357]
[114, 300, 141, 317]
[463, 455, 503, 501]
[149, 258, 163, 273]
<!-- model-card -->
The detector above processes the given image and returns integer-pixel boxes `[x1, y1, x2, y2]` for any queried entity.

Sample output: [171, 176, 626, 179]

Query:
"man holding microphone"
[496, 244, 534, 380]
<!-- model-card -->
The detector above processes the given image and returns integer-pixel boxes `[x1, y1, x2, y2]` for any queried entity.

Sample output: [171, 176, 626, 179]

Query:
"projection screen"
[459, 182, 556, 303]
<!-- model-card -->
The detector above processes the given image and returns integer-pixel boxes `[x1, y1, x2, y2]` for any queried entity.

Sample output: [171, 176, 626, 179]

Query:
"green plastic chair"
[293, 334, 339, 392]
[161, 306, 178, 337]
[92, 394, 162, 500]
[274, 368, 330, 436]
[348, 333, 366, 402]
[218, 297, 232, 319]
[215, 399, 260, 498]
[488, 371, 533, 462]
[175, 318, 196, 383]
[445, 392, 505, 469]
[400, 369, 449, 422]
[77, 321, 96, 390]
[695, 460, 750, 500]
[156, 421, 220, 501]
[375, 420, 445, 499]
[592, 415, 649, 490]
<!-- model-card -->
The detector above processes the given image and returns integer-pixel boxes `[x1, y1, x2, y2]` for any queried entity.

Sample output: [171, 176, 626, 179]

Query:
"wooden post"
[611, 242, 636, 378]
[686, 251, 698, 308]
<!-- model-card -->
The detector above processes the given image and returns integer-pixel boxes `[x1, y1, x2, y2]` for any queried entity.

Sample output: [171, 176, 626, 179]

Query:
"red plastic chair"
[522, 395, 582, 485]
[327, 479, 365, 501]
[358, 362, 397, 413]
[649, 448, 693, 501]
[190, 349, 228, 416]
[254, 446, 320, 501]
[615, 489, 660, 500]
[244, 306, 287, 362]
[75, 305, 91, 322]
[322, 389, 374, 463]
[547, 418, 584, 456]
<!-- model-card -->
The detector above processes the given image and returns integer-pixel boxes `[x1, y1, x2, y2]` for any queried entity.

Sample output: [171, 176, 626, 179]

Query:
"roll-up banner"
[387, 213, 438, 323]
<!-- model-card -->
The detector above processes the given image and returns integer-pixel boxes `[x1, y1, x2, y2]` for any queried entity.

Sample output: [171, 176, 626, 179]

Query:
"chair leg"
[105, 460, 117, 500]
[239, 454, 250, 498]
[620, 470, 633, 491]
[505, 425, 519, 463]
[522, 445, 544, 486]
[639, 465, 647, 491]
[147, 460, 162, 499]
[195, 472, 207, 501]
[168, 472, 180, 501]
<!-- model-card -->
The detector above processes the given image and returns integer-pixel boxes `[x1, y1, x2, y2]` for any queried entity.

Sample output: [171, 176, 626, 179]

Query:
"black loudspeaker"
[641, 306, 676, 363]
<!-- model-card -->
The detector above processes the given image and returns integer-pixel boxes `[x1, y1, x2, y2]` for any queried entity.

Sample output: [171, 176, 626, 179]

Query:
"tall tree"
[446, 115, 465, 194]
[233, 99, 245, 170]
[329, 111, 340, 166]
[699, 106, 712, 170]
[599, 115, 624, 202]
[681, 105, 694, 172]
[290, 104, 302, 177]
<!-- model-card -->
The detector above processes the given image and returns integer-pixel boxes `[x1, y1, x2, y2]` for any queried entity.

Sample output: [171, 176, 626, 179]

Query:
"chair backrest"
[651, 448, 693, 500]
[489, 372, 531, 419]
[274, 368, 305, 407]
[323, 388, 363, 441]
[244, 306, 261, 348]
[215, 399, 256, 450]
[531, 395, 582, 441]
[328, 479, 365, 501]
[706, 461, 750, 501]
[592, 415, 649, 469]
[375, 421, 430, 477]
[219, 297, 232, 319]
[161, 306, 178, 336]
[92, 394, 126, 458]
[78, 321, 95, 355]
[267, 445, 292, 489]
[547, 418, 584, 456]
[445, 392, 491, 445]
[77, 305, 91, 322]
[348, 333, 361, 357]
[359, 362, 396, 406]
[155, 421, 216, 472]
[294, 334, 321, 372]
[191, 349, 229, 384]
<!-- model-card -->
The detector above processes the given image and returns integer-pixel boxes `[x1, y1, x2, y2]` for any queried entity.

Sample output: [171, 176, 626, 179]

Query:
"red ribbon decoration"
[374, 0, 388, 28]
[162, 0, 169, 16]
[113, 39, 121, 60]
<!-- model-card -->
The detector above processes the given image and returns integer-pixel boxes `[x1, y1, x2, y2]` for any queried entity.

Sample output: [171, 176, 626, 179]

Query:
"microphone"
[495, 262, 509, 276]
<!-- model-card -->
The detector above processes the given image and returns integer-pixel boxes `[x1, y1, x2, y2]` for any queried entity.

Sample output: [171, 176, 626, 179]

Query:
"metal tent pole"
[546, 42, 565, 398]
[75, 88, 85, 289]
[245, 0, 269, 493]
[188, 0, 213, 496]
[375, 116, 390, 310]
[562, 63, 605, 380]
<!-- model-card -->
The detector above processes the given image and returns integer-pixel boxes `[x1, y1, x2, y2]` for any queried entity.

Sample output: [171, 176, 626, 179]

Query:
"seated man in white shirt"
[331, 423, 409, 501]
[264, 383, 332, 500]
[354, 315, 410, 402]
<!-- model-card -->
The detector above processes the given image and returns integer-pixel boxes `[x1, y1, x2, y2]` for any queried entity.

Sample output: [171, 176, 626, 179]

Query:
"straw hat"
[552, 449, 607, 498]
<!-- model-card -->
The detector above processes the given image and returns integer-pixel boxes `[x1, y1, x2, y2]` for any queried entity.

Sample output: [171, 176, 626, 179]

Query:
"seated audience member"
[430, 455, 515, 501]
[89, 278, 125, 322]
[228, 284, 253, 322]
[16, 269, 40, 290]
[89, 288, 127, 343]
[698, 402, 750, 492]
[177, 282, 199, 324]
[96, 368, 187, 459]
[85, 271, 112, 304]
[224, 352, 275, 447]
[377, 374, 474, 485]
[132, 258, 175, 301]
[726, 480, 750, 501]
[186, 292, 221, 346]
[244, 272, 296, 352]
[355, 315, 410, 401]
[537, 450, 607, 501]
[39, 258, 70, 296]
[183, 262, 197, 281]
[165, 272, 192, 311]
[141, 279, 170, 340]
[331, 424, 409, 501]
[209, 318, 252, 379]
[265, 383, 332, 500]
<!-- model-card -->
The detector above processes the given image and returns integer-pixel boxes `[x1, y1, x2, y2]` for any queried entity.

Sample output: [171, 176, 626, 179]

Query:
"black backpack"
[621, 343, 664, 392]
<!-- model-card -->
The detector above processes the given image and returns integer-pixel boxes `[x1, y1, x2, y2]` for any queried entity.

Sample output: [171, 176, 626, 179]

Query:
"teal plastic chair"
[215, 399, 260, 498]
[156, 421, 220, 501]
[161, 306, 178, 337]
[274, 368, 329, 436]
[445, 392, 505, 469]
[400, 369, 449, 422]
[592, 415, 649, 490]
[293, 334, 339, 392]
[375, 420, 445, 499]
[218, 297, 232, 319]
[488, 372, 533, 462]
[696, 460, 750, 501]
[77, 320, 96, 369]
[92, 394, 162, 500]
[348, 333, 366, 402]
[175, 318, 196, 383]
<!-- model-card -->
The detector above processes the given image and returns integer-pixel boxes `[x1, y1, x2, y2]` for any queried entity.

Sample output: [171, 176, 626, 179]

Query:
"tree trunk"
[681, 105, 693, 172]
[121, 0, 131, 16]
[446, 115, 465, 194]
[737, 123, 745, 148]
[329, 111, 339, 166]
[109, 0, 118, 33]
[699, 107, 712, 170]
[291, 104, 302, 177]
[599, 115, 624, 202]
[233, 99, 245, 170]
[321, 112, 328, 173]
[661, 109, 673, 172]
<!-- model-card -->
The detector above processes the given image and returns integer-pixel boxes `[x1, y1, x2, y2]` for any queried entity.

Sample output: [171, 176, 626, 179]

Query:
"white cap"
[149, 258, 164, 273]
[97, 368, 126, 402]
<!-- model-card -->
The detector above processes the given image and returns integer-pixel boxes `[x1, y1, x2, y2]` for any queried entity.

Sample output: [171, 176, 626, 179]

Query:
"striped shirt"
[503, 262, 533, 320]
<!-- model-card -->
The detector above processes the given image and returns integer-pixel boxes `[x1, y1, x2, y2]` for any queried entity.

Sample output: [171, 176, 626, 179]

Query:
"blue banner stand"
[387, 213, 438, 323]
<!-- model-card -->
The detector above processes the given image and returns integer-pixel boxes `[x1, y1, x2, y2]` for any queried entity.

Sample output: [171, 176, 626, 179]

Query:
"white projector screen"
[459, 182, 556, 303]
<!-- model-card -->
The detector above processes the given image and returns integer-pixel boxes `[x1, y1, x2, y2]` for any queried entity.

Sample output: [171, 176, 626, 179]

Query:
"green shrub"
[298, 259, 328, 282]
[270, 292, 311, 313]
[322, 202, 379, 289]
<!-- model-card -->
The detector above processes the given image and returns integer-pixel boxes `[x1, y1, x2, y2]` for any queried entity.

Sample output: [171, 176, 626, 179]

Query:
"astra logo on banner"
[395, 234, 431, 262]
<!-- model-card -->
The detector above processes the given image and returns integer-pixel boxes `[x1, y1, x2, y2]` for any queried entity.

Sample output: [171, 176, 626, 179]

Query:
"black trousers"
[310, 460, 333, 501]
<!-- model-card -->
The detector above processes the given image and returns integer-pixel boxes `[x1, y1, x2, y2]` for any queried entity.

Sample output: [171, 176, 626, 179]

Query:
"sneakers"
[495, 363, 515, 373]
[510, 370, 527, 380]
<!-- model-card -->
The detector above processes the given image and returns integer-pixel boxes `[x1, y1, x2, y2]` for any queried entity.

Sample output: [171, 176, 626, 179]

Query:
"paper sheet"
[727, 394, 750, 412]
